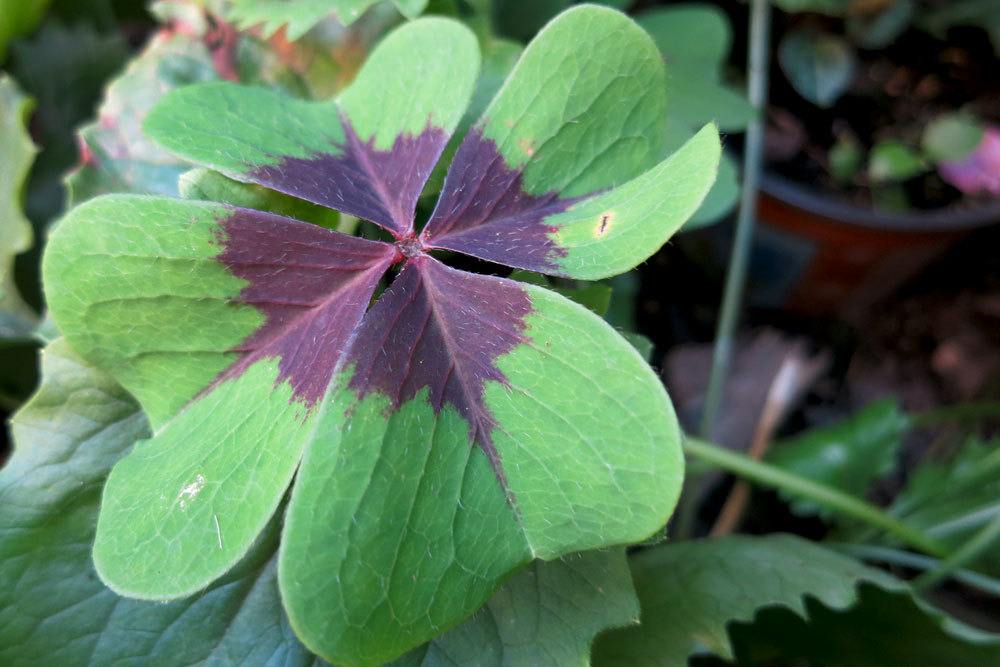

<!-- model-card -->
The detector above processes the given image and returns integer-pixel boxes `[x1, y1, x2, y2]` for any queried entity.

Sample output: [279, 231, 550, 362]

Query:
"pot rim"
[761, 172, 1000, 233]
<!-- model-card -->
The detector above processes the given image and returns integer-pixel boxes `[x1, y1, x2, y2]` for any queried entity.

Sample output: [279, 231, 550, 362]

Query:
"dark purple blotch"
[346, 255, 532, 475]
[422, 128, 583, 273]
[211, 207, 396, 407]
[251, 117, 446, 238]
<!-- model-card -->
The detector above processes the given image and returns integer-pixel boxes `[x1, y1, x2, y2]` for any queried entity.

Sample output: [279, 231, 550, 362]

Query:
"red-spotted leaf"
[42, 7, 718, 666]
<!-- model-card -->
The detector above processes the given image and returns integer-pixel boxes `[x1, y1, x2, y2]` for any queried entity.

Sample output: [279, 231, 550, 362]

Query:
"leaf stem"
[683, 436, 950, 558]
[698, 0, 772, 438]
[829, 543, 1000, 597]
[913, 511, 1000, 591]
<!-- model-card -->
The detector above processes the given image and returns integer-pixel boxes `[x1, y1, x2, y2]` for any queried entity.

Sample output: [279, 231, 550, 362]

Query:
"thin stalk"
[683, 436, 949, 558]
[698, 0, 772, 438]
[830, 543, 1000, 597]
[913, 511, 1000, 591]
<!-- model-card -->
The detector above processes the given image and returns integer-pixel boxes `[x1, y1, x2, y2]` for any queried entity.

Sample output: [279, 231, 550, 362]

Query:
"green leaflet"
[0, 339, 319, 667]
[592, 534, 1000, 666]
[145, 17, 478, 176]
[0, 338, 639, 665]
[42, 196, 259, 425]
[478, 5, 667, 197]
[227, 0, 429, 40]
[550, 124, 720, 279]
[281, 281, 682, 664]
[0, 75, 38, 338]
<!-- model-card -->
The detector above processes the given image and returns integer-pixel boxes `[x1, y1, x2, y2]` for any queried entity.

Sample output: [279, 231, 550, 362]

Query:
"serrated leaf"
[0, 339, 320, 666]
[886, 438, 1000, 571]
[592, 534, 1000, 666]
[767, 399, 910, 518]
[725, 584, 1000, 665]
[227, 0, 428, 40]
[778, 28, 856, 108]
[66, 30, 219, 207]
[42, 8, 715, 664]
[0, 75, 37, 339]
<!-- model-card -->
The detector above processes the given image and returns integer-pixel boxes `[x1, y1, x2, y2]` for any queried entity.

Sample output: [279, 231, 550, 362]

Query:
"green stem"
[913, 511, 1000, 591]
[830, 543, 1000, 597]
[698, 0, 772, 438]
[683, 436, 949, 558]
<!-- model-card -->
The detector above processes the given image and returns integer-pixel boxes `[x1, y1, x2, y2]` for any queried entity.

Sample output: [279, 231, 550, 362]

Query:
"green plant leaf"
[397, 549, 639, 666]
[686, 150, 739, 229]
[226, 0, 428, 40]
[922, 112, 986, 163]
[145, 18, 479, 237]
[0, 339, 320, 666]
[180, 167, 341, 229]
[66, 29, 219, 207]
[43, 8, 706, 664]
[637, 5, 754, 132]
[846, 0, 915, 49]
[868, 140, 927, 182]
[0, 0, 49, 61]
[1, 340, 637, 665]
[886, 437, 1000, 571]
[0, 75, 37, 339]
[725, 584, 1000, 665]
[592, 534, 1000, 666]
[778, 27, 856, 108]
[768, 399, 910, 518]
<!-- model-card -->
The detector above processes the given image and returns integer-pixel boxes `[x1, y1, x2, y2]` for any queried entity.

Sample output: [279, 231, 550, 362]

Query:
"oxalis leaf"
[1, 338, 638, 666]
[592, 534, 1000, 666]
[43, 8, 720, 665]
[0, 75, 38, 339]
[226, 0, 429, 40]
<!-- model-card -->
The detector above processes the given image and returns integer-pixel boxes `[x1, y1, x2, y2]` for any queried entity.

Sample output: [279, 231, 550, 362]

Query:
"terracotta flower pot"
[753, 172, 1000, 319]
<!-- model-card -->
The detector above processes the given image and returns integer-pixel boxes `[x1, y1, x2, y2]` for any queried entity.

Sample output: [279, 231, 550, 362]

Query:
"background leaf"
[66, 30, 217, 207]
[226, 0, 428, 39]
[0, 76, 38, 340]
[592, 534, 1000, 666]
[767, 399, 909, 518]
[778, 27, 856, 108]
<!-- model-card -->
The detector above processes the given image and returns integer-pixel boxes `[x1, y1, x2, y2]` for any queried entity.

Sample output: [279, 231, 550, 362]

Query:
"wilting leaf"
[778, 27, 856, 108]
[0, 75, 37, 339]
[44, 8, 717, 664]
[226, 0, 428, 40]
[592, 534, 1000, 666]
[66, 30, 218, 207]
[768, 399, 909, 518]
